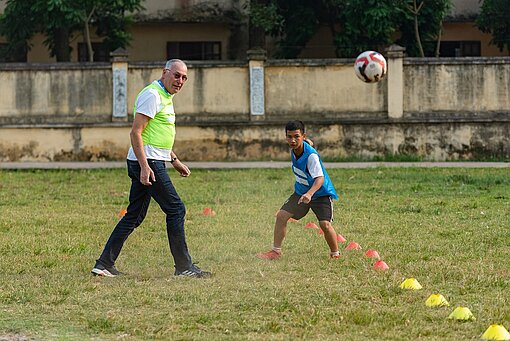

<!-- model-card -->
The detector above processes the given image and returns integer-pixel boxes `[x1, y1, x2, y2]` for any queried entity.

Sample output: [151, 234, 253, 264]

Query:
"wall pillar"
[110, 48, 129, 122]
[247, 48, 267, 121]
[386, 44, 406, 119]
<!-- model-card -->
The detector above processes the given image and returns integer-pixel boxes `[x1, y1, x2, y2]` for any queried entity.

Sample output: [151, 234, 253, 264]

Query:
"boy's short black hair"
[285, 120, 305, 133]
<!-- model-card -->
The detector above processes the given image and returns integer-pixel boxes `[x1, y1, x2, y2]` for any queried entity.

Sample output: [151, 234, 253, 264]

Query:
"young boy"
[257, 120, 340, 260]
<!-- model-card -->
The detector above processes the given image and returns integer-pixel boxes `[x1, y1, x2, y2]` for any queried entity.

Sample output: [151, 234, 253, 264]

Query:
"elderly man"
[92, 59, 211, 278]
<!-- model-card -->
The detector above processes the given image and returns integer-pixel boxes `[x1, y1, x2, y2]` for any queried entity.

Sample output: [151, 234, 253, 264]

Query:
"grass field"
[0, 167, 509, 340]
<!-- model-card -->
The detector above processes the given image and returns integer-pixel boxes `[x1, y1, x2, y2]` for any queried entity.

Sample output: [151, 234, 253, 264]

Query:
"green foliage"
[333, 0, 402, 57]
[252, 0, 323, 58]
[0, 1, 37, 61]
[274, 1, 322, 58]
[397, 0, 452, 57]
[476, 0, 510, 53]
[248, 0, 453, 58]
[0, 0, 142, 62]
[33, 0, 84, 61]
[89, 0, 143, 54]
[249, 1, 284, 33]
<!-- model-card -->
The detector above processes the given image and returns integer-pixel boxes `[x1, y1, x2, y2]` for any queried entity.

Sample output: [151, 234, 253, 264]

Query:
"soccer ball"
[354, 51, 387, 83]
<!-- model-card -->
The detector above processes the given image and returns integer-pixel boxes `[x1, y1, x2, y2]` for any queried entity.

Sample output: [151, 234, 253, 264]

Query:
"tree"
[397, 0, 452, 57]
[407, 0, 425, 57]
[247, 0, 274, 50]
[476, 0, 510, 54]
[32, 0, 84, 62]
[329, 0, 402, 57]
[0, 1, 38, 61]
[248, 0, 322, 58]
[90, 0, 143, 58]
[247, 0, 452, 59]
[0, 0, 142, 62]
[249, 0, 403, 58]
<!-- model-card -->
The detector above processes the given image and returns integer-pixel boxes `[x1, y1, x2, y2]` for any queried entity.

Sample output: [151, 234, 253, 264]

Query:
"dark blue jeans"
[97, 159, 193, 272]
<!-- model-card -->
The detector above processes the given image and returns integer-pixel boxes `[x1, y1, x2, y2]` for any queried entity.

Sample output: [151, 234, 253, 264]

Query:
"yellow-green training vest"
[133, 81, 176, 150]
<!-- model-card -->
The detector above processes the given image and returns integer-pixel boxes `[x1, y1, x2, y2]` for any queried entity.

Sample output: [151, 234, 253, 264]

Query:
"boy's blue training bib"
[291, 142, 338, 200]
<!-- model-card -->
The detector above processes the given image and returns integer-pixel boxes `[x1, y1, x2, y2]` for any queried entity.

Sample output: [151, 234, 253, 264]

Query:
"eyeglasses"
[165, 69, 188, 82]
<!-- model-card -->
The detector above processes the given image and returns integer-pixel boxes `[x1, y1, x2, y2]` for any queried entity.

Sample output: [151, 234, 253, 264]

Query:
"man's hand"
[172, 160, 191, 177]
[140, 165, 156, 186]
[298, 193, 312, 204]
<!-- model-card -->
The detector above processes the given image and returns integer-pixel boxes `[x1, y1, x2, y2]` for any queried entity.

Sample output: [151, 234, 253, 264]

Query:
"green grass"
[0, 168, 509, 340]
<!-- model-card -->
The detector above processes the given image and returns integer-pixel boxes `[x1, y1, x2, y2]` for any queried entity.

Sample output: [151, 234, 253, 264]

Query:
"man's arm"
[130, 113, 156, 186]
[169, 151, 191, 177]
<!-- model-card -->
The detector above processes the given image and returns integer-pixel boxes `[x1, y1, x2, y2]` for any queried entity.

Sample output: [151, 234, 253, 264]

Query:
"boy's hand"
[298, 193, 312, 204]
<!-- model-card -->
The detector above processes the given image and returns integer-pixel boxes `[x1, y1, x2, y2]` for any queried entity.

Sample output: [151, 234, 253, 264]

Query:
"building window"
[78, 42, 110, 62]
[0, 43, 8, 62]
[440, 41, 481, 57]
[0, 43, 28, 62]
[167, 42, 221, 60]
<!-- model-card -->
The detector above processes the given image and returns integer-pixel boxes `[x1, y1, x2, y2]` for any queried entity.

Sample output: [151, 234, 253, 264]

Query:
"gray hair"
[165, 59, 185, 70]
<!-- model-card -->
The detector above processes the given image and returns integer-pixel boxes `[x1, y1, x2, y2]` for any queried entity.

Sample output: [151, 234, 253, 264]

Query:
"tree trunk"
[84, 7, 96, 62]
[409, 0, 425, 57]
[414, 15, 424, 57]
[435, 23, 443, 57]
[54, 28, 71, 62]
[84, 21, 93, 62]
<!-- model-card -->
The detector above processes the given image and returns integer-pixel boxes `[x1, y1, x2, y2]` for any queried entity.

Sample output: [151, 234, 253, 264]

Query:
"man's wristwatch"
[170, 157, 177, 163]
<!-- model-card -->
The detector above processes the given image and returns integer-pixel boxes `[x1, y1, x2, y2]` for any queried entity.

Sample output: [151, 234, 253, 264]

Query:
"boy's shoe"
[330, 254, 341, 259]
[256, 250, 281, 260]
[91, 263, 124, 277]
[174, 264, 211, 278]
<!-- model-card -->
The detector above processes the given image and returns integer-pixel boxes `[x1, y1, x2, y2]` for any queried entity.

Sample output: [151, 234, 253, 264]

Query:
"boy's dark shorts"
[280, 193, 334, 222]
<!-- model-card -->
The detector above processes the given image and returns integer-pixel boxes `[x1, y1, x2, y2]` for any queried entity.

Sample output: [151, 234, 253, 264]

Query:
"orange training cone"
[118, 209, 127, 217]
[365, 249, 380, 259]
[372, 260, 389, 271]
[203, 207, 216, 216]
[346, 241, 361, 250]
[305, 222, 318, 229]
[317, 228, 324, 235]
[336, 234, 347, 243]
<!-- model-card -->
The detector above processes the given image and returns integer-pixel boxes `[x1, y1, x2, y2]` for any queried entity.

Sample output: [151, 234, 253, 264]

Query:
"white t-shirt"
[307, 153, 323, 178]
[127, 82, 175, 161]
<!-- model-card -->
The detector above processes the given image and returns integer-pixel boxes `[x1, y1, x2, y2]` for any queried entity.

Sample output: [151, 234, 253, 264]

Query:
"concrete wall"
[0, 63, 112, 125]
[264, 60, 387, 120]
[404, 58, 510, 114]
[1, 55, 509, 162]
[2, 122, 508, 162]
[127, 62, 250, 121]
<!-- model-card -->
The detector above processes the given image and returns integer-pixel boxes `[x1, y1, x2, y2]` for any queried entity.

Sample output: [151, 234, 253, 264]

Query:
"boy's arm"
[298, 176, 324, 204]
